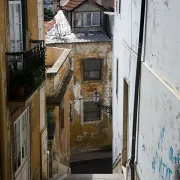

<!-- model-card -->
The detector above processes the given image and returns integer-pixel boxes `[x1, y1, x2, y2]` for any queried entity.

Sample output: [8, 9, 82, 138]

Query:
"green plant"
[32, 66, 45, 87]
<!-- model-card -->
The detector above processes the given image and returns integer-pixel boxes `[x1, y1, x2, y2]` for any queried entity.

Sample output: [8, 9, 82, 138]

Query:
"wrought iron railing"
[6, 40, 46, 102]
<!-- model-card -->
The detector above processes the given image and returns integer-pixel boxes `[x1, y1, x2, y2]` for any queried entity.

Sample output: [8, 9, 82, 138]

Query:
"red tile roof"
[62, 0, 86, 11]
[110, 0, 114, 8]
[62, 0, 103, 11]
[44, 20, 56, 34]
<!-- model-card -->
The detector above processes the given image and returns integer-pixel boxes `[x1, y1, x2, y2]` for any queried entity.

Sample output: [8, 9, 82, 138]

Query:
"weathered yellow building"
[46, 0, 113, 155]
[45, 47, 73, 178]
[0, 0, 47, 179]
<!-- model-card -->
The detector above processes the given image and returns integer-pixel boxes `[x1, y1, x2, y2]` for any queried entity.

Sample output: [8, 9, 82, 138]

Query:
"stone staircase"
[56, 173, 125, 180]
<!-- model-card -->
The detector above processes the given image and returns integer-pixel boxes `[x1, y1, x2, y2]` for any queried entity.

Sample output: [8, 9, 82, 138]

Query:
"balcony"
[46, 47, 73, 105]
[6, 40, 46, 105]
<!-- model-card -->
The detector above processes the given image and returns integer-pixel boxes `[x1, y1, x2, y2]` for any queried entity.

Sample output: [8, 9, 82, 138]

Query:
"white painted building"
[112, 0, 180, 180]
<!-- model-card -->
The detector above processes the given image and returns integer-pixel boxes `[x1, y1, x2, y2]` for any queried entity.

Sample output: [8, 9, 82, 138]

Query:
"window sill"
[15, 156, 29, 178]
[82, 79, 103, 83]
[81, 119, 102, 125]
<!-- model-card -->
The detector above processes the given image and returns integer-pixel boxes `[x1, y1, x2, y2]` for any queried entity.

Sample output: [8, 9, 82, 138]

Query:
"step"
[58, 173, 125, 180]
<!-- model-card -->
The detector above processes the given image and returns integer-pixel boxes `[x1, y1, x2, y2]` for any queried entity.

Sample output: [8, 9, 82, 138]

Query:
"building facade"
[46, 0, 113, 156]
[113, 0, 180, 180]
[0, 0, 47, 179]
[45, 47, 73, 177]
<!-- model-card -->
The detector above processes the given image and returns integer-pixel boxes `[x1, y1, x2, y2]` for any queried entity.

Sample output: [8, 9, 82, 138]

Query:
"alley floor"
[58, 174, 124, 180]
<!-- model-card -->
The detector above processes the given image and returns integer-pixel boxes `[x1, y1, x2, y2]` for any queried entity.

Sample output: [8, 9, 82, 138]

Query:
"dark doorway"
[70, 158, 112, 174]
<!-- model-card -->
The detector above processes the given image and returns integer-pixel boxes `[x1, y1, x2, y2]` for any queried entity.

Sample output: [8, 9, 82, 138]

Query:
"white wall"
[37, 0, 44, 40]
[137, 63, 180, 180]
[113, 0, 180, 179]
[136, 0, 180, 179]
[112, 0, 141, 164]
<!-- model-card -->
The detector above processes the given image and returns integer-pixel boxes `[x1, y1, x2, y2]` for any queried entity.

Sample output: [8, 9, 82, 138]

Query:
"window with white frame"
[75, 12, 101, 27]
[9, 0, 23, 52]
[14, 108, 29, 172]
[84, 102, 101, 122]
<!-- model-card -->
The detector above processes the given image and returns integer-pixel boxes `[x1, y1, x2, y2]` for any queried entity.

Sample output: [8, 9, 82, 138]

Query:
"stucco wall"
[113, 0, 140, 163]
[30, 91, 41, 180]
[0, 0, 9, 179]
[0, 0, 46, 179]
[49, 89, 71, 176]
[137, 64, 180, 180]
[48, 42, 112, 153]
[113, 0, 180, 180]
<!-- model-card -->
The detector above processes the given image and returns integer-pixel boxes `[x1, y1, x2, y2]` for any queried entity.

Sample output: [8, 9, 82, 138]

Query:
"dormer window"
[75, 12, 101, 27]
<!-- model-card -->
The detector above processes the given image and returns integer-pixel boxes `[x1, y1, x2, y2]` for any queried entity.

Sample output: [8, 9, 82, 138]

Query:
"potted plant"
[9, 64, 25, 100]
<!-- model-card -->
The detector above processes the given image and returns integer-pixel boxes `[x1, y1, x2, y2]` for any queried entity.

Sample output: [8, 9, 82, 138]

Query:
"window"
[84, 102, 101, 122]
[75, 12, 100, 27]
[116, 0, 118, 14]
[122, 79, 129, 166]
[60, 107, 64, 129]
[119, 0, 121, 14]
[75, 13, 83, 27]
[83, 59, 102, 80]
[83, 12, 92, 27]
[69, 102, 73, 123]
[14, 108, 29, 172]
[9, 1, 23, 52]
[92, 12, 101, 26]
[116, 59, 119, 98]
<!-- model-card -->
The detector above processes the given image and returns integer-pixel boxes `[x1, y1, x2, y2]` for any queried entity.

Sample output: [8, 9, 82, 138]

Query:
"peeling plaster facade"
[113, 0, 180, 180]
[45, 47, 72, 177]
[47, 89, 71, 177]
[47, 42, 112, 153]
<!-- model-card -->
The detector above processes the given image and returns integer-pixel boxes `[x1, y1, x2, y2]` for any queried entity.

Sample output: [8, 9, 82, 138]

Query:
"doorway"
[122, 79, 129, 167]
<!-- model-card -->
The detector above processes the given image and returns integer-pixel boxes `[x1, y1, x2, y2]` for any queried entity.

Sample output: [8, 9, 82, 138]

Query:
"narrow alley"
[0, 0, 180, 180]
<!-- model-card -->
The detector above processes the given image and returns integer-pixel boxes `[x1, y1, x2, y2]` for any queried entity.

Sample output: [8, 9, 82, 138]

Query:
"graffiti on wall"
[152, 127, 180, 180]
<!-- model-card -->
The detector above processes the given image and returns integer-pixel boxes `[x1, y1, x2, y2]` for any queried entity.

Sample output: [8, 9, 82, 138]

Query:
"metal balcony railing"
[6, 40, 46, 102]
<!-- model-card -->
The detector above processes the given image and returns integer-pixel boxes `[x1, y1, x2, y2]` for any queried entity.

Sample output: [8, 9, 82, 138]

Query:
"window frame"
[116, 58, 119, 98]
[83, 58, 102, 81]
[91, 12, 101, 26]
[60, 107, 64, 129]
[118, 0, 121, 14]
[75, 12, 83, 27]
[9, 0, 24, 52]
[13, 107, 29, 175]
[74, 11, 101, 28]
[83, 101, 101, 122]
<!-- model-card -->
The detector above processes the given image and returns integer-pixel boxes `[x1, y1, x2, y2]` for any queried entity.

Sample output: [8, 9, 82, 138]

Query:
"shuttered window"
[14, 108, 29, 172]
[9, 1, 23, 52]
[84, 102, 101, 121]
[83, 59, 102, 80]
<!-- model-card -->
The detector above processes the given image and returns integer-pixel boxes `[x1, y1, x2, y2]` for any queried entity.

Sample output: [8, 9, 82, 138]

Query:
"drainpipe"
[130, 0, 146, 179]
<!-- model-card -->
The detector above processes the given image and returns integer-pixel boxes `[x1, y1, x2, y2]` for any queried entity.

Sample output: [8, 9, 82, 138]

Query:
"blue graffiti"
[159, 158, 172, 180]
[152, 154, 172, 180]
[142, 144, 146, 152]
[152, 159, 156, 171]
[158, 127, 165, 149]
[152, 128, 174, 180]
[169, 147, 180, 164]
[152, 151, 159, 171]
